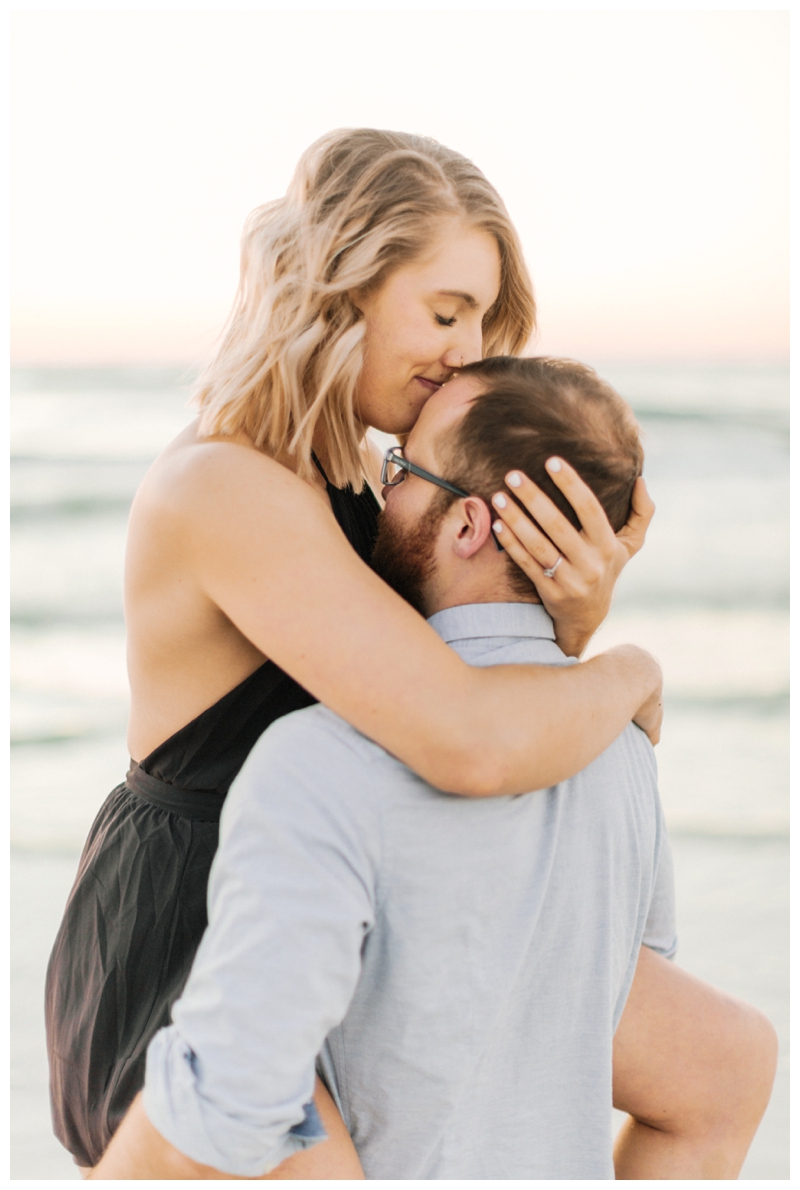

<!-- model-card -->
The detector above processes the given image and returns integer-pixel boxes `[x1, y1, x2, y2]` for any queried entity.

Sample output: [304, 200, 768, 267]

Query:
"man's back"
[147, 603, 675, 1180]
[314, 604, 674, 1177]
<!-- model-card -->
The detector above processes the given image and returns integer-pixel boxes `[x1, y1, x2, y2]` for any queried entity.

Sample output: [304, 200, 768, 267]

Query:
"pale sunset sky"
[11, 8, 788, 367]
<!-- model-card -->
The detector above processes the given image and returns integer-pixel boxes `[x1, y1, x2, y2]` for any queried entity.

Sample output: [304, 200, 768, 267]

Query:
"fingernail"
[507, 472, 522, 488]
[492, 493, 507, 509]
[492, 520, 504, 534]
[546, 457, 562, 473]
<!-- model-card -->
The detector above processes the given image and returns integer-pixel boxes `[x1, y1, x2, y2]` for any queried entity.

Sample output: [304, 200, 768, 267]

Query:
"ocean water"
[9, 363, 789, 1177]
[10, 362, 789, 849]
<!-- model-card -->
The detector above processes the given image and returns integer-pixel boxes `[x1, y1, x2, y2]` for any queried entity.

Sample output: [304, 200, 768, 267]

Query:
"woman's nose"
[441, 324, 483, 370]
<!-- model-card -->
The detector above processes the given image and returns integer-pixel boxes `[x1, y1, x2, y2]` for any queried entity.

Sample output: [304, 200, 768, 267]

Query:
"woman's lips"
[415, 376, 443, 393]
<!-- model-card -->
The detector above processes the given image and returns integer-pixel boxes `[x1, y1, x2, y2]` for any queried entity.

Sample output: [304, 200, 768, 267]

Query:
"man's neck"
[420, 537, 541, 619]
[424, 587, 540, 618]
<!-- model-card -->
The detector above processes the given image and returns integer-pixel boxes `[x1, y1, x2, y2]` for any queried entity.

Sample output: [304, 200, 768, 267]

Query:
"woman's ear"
[347, 285, 370, 317]
[451, 496, 494, 560]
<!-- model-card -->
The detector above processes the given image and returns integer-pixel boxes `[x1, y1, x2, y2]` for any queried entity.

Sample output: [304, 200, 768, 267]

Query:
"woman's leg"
[263, 1077, 364, 1180]
[613, 945, 777, 1179]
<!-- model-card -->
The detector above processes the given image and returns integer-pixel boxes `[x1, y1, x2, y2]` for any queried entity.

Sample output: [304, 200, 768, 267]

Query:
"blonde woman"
[46, 129, 663, 1174]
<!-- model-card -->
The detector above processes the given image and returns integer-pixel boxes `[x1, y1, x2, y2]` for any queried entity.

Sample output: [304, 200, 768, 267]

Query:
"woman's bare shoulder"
[135, 420, 326, 523]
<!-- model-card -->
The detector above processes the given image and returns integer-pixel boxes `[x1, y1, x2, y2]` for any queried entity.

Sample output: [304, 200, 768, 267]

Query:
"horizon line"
[10, 355, 791, 372]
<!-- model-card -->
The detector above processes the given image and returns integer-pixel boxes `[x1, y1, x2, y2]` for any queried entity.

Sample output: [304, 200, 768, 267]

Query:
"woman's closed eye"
[435, 313, 457, 327]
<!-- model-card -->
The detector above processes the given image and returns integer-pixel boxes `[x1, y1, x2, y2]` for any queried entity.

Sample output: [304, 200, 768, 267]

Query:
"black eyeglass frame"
[381, 447, 504, 552]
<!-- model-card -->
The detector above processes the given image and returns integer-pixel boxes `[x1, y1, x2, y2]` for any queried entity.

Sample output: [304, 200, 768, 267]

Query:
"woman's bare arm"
[140, 441, 661, 797]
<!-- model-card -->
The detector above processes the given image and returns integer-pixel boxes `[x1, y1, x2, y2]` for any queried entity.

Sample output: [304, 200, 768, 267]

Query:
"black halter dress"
[45, 460, 380, 1168]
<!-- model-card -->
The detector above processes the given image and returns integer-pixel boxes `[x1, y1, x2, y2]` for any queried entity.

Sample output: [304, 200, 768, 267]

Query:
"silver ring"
[542, 556, 562, 579]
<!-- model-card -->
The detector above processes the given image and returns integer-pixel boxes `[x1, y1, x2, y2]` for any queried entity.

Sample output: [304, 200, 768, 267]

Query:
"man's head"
[371, 356, 643, 618]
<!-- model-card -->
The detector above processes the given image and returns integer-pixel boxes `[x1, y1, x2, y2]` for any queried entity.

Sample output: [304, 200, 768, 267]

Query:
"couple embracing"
[46, 129, 776, 1180]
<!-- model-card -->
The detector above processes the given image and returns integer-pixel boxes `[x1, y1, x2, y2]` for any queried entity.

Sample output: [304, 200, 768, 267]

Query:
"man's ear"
[451, 496, 494, 559]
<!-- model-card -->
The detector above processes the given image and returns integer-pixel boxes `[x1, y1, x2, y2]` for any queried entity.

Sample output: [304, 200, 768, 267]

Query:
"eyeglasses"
[380, 447, 504, 551]
[381, 447, 469, 498]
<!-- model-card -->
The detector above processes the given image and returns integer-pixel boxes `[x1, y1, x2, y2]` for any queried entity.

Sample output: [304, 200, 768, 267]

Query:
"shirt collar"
[427, 601, 556, 645]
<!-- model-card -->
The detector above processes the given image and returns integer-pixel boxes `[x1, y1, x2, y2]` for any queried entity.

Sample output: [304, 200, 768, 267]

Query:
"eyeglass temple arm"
[384, 448, 504, 551]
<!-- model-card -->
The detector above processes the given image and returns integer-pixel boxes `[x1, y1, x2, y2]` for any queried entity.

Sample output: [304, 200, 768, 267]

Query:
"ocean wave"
[635, 408, 788, 435]
[666, 691, 789, 715]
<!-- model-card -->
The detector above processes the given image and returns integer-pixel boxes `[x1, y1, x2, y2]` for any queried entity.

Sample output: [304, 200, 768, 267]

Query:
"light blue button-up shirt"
[143, 602, 676, 1179]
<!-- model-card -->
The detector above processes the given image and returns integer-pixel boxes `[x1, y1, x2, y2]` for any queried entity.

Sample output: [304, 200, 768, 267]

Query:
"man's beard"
[371, 502, 447, 617]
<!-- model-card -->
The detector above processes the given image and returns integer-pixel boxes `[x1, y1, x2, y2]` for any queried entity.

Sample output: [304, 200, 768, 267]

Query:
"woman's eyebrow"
[436, 289, 478, 309]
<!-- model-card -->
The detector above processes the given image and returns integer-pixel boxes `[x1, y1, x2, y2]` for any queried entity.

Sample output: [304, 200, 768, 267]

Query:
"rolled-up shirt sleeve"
[141, 709, 381, 1177]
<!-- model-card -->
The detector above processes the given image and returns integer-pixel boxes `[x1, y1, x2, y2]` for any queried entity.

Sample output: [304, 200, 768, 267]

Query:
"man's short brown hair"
[436, 356, 643, 597]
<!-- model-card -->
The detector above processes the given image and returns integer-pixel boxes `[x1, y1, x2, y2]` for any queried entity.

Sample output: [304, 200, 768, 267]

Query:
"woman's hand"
[490, 460, 655, 658]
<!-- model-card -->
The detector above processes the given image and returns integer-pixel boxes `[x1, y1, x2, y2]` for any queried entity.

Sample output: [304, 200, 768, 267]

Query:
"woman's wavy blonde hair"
[194, 128, 537, 487]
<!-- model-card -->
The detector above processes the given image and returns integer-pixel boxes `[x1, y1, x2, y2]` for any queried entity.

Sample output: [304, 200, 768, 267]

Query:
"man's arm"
[90, 1078, 364, 1180]
[93, 712, 380, 1178]
[89, 1094, 225, 1180]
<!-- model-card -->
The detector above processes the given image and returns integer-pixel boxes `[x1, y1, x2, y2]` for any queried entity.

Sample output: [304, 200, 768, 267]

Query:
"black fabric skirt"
[45, 769, 225, 1168]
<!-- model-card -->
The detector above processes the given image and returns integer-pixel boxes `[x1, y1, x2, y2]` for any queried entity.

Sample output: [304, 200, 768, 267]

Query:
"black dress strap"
[311, 451, 330, 483]
[311, 449, 381, 569]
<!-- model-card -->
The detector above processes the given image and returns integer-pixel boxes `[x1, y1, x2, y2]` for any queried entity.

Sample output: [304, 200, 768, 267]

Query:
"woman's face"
[353, 218, 501, 436]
